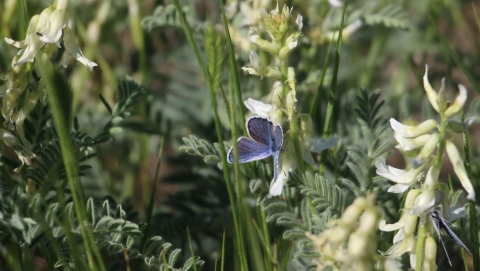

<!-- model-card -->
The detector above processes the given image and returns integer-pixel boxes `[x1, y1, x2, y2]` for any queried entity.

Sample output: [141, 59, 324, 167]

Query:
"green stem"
[435, 115, 447, 166]
[416, 114, 447, 270]
[309, 37, 334, 118]
[228, 53, 249, 271]
[39, 61, 106, 271]
[278, 59, 304, 171]
[322, 1, 346, 138]
[462, 111, 480, 270]
[186, 227, 199, 271]
[220, 0, 247, 136]
[415, 219, 428, 271]
[137, 136, 165, 270]
[172, 1, 248, 269]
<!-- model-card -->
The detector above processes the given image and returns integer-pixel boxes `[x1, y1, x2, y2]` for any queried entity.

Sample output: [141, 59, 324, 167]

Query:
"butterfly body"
[227, 116, 283, 183]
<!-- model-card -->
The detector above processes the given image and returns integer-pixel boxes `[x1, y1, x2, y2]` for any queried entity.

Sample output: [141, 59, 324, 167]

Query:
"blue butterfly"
[227, 116, 283, 186]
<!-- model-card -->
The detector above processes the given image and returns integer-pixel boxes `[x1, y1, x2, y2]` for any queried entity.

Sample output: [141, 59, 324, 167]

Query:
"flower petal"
[269, 175, 285, 197]
[379, 220, 404, 231]
[445, 84, 468, 118]
[39, 9, 68, 43]
[63, 26, 97, 71]
[446, 141, 476, 201]
[390, 118, 437, 138]
[423, 64, 440, 112]
[243, 98, 272, 118]
[388, 184, 410, 193]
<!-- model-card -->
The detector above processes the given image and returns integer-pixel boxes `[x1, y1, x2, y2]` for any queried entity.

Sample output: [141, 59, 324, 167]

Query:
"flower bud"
[259, 8, 269, 23]
[287, 67, 296, 91]
[249, 50, 262, 72]
[423, 64, 440, 112]
[286, 91, 297, 112]
[446, 117, 476, 133]
[423, 235, 437, 271]
[263, 66, 283, 80]
[446, 141, 475, 201]
[249, 34, 279, 56]
[413, 133, 439, 166]
[295, 14, 303, 30]
[271, 81, 284, 107]
[394, 133, 431, 151]
[390, 118, 437, 138]
[436, 78, 447, 112]
[411, 164, 439, 214]
[278, 33, 299, 59]
[340, 197, 366, 227]
[444, 84, 467, 118]
[39, 8, 70, 43]
[405, 189, 422, 208]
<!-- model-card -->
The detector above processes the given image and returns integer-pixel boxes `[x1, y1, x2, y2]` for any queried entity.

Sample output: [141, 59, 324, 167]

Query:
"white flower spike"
[446, 141, 475, 201]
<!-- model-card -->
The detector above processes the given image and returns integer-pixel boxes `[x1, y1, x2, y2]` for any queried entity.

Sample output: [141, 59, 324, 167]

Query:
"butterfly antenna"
[430, 211, 453, 266]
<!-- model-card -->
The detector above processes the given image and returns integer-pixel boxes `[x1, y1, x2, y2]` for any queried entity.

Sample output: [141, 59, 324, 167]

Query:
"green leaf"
[10, 214, 24, 230]
[107, 218, 125, 231]
[86, 198, 95, 225]
[127, 235, 135, 249]
[143, 236, 163, 255]
[168, 248, 181, 267]
[95, 216, 114, 230]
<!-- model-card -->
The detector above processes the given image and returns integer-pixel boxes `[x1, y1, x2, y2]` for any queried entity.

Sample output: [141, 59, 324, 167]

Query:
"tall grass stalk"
[171, 1, 248, 269]
[39, 61, 106, 271]
[220, 0, 247, 136]
[320, 1, 347, 182]
[462, 111, 479, 271]
[309, 37, 334, 118]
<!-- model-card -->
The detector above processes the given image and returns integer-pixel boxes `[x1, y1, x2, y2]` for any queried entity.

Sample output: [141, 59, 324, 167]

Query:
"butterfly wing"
[272, 123, 283, 152]
[227, 137, 271, 163]
[436, 212, 472, 255]
[246, 117, 273, 145]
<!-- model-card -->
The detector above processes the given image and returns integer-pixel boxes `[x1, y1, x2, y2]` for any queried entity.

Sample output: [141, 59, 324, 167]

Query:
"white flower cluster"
[376, 64, 476, 265]
[308, 195, 400, 271]
[4, 0, 97, 71]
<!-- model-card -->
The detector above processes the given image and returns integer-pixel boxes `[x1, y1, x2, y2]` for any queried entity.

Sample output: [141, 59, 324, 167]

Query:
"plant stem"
[309, 38, 334, 118]
[278, 58, 304, 171]
[220, 0, 247, 136]
[173, 1, 249, 269]
[416, 114, 446, 270]
[228, 51, 249, 271]
[39, 61, 105, 271]
[187, 227, 199, 271]
[138, 136, 165, 271]
[415, 219, 428, 271]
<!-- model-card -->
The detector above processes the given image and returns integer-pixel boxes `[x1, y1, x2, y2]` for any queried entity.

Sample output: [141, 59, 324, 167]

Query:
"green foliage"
[179, 135, 230, 168]
[141, 4, 195, 31]
[2, 0, 479, 270]
[362, 3, 409, 29]
[339, 89, 392, 198]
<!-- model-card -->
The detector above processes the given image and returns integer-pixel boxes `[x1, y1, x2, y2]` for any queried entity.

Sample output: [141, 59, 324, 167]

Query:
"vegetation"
[0, 0, 479, 270]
